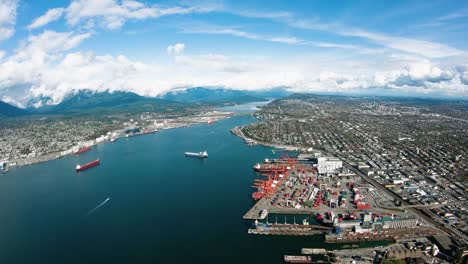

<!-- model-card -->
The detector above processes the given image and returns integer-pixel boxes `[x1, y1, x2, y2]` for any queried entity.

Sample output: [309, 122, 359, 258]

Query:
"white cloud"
[65, 0, 219, 29]
[0, 0, 17, 42]
[339, 28, 464, 59]
[184, 25, 385, 53]
[0, 8, 467, 106]
[233, 10, 466, 59]
[166, 43, 185, 55]
[436, 8, 468, 21]
[12, 30, 91, 62]
[1, 37, 467, 107]
[28, 8, 65, 30]
[1, 95, 24, 108]
[184, 27, 303, 44]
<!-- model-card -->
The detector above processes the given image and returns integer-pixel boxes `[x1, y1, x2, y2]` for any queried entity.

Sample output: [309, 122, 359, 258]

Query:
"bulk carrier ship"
[76, 159, 100, 172]
[184, 151, 208, 158]
[75, 146, 92, 154]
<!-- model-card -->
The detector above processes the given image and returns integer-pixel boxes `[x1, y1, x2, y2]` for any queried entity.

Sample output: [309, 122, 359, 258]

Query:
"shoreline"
[230, 125, 300, 151]
[5, 110, 233, 170]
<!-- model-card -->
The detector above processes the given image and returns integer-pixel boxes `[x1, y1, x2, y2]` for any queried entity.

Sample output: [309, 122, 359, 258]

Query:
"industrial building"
[317, 156, 343, 174]
[382, 218, 418, 229]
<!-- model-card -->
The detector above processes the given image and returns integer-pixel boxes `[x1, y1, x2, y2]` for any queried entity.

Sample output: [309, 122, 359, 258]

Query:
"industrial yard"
[237, 94, 467, 263]
[245, 156, 434, 236]
[244, 155, 460, 263]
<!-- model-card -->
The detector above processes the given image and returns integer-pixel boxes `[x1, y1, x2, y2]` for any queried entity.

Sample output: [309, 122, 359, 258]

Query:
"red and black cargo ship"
[75, 146, 92, 154]
[76, 159, 100, 172]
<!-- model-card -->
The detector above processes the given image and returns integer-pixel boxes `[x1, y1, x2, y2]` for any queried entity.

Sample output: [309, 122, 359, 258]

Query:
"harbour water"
[0, 103, 386, 263]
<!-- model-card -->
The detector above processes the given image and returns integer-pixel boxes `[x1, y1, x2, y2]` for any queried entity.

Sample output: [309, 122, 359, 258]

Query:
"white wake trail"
[87, 198, 110, 216]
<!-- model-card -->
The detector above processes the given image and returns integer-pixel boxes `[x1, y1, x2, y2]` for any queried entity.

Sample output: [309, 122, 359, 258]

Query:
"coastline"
[6, 110, 233, 170]
[230, 125, 300, 151]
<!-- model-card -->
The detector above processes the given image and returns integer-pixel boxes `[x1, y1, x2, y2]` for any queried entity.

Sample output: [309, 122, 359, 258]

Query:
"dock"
[248, 228, 324, 236]
[324, 227, 439, 243]
[243, 197, 271, 220]
[301, 248, 327, 255]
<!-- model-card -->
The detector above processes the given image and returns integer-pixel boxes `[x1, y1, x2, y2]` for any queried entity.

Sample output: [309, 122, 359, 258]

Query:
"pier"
[248, 229, 323, 236]
[243, 197, 272, 220]
[324, 227, 439, 243]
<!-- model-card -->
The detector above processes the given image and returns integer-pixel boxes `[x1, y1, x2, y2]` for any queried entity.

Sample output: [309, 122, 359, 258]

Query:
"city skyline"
[1, 0, 468, 107]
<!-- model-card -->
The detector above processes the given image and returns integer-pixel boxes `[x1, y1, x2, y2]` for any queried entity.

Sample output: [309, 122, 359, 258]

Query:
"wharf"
[325, 227, 439, 243]
[248, 229, 323, 236]
[248, 223, 330, 236]
[301, 248, 327, 254]
[243, 197, 271, 220]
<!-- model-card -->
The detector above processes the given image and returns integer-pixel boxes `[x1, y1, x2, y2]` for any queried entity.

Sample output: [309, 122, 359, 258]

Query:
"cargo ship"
[283, 255, 312, 263]
[184, 151, 208, 158]
[75, 146, 92, 154]
[76, 159, 100, 172]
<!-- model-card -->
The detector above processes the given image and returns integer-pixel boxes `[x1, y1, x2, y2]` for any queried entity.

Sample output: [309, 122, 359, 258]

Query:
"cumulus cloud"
[1, 95, 24, 108]
[0, 22, 467, 107]
[0, 0, 17, 42]
[1, 36, 467, 108]
[28, 7, 65, 30]
[0, 30, 91, 103]
[456, 64, 468, 85]
[12, 30, 91, 61]
[166, 43, 185, 55]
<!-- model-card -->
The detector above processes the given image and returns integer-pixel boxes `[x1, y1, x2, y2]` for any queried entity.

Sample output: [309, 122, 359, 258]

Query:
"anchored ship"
[76, 159, 100, 172]
[75, 146, 92, 154]
[184, 151, 208, 158]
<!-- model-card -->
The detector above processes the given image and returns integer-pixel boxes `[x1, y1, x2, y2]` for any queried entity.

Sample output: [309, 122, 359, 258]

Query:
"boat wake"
[87, 197, 110, 216]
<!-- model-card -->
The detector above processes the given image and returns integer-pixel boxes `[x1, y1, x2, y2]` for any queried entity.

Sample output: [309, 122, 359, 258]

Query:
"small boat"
[110, 137, 118, 142]
[208, 120, 215, 124]
[184, 151, 208, 158]
[76, 159, 100, 172]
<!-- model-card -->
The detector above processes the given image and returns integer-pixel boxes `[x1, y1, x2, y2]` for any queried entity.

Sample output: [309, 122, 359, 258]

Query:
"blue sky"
[0, 0, 467, 107]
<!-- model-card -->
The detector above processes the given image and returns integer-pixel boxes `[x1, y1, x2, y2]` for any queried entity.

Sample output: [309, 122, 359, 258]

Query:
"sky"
[0, 0, 468, 107]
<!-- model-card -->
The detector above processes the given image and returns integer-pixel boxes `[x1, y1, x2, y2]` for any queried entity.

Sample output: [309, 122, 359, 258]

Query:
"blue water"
[216, 100, 271, 113]
[0, 105, 385, 263]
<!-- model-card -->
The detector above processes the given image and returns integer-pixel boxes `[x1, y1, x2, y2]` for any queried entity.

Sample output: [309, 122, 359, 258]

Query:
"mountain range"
[0, 101, 28, 117]
[158, 87, 270, 104]
[0, 87, 286, 117]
